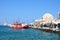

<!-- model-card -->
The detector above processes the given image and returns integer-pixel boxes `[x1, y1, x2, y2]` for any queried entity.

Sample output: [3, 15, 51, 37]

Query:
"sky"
[0, 0, 60, 24]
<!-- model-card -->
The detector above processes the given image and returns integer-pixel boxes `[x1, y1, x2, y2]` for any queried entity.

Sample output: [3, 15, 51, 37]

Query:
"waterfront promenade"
[29, 26, 60, 34]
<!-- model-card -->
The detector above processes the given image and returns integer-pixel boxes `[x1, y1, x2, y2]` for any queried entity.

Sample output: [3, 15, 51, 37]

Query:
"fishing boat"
[11, 21, 28, 29]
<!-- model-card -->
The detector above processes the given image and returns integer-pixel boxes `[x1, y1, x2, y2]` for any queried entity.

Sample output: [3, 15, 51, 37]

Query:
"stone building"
[34, 13, 55, 27]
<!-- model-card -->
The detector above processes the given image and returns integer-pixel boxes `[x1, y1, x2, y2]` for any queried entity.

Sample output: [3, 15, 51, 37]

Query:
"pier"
[29, 26, 60, 34]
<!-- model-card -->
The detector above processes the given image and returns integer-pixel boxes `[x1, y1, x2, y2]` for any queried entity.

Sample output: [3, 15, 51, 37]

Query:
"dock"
[29, 26, 60, 34]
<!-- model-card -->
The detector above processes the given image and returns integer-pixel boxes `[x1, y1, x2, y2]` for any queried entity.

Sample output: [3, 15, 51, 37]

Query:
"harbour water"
[0, 26, 60, 40]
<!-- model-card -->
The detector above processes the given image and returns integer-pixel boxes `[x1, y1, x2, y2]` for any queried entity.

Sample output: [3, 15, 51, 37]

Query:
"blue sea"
[0, 26, 60, 40]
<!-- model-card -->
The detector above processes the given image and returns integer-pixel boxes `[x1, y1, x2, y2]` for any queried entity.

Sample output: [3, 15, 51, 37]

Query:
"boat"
[11, 21, 29, 29]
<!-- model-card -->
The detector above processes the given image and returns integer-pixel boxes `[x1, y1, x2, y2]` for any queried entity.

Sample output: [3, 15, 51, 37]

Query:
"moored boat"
[11, 21, 28, 29]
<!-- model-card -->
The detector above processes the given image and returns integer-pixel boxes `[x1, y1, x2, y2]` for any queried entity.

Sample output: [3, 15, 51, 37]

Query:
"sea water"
[0, 25, 60, 40]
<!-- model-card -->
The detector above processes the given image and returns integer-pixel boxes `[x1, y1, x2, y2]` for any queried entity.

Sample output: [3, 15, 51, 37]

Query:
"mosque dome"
[43, 13, 53, 19]
[42, 13, 55, 23]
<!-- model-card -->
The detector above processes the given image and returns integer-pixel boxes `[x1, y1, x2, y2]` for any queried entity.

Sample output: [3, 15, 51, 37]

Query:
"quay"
[29, 26, 60, 34]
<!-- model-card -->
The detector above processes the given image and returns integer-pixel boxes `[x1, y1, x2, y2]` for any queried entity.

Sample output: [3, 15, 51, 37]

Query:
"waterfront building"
[33, 12, 60, 31]
[34, 13, 55, 27]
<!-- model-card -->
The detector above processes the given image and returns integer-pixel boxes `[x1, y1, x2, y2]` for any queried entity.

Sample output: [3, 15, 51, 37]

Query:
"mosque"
[34, 12, 60, 27]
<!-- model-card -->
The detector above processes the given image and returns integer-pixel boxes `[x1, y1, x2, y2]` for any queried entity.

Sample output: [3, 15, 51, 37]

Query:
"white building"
[42, 13, 55, 24]
[34, 13, 55, 24]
